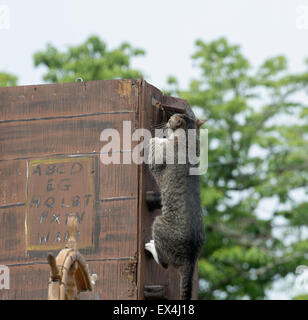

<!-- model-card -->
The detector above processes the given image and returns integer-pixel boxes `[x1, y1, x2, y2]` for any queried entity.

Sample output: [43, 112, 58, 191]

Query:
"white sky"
[1, 0, 308, 299]
[1, 0, 308, 89]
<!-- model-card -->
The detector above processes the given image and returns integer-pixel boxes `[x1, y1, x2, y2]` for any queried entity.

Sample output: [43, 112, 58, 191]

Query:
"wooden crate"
[0, 79, 198, 300]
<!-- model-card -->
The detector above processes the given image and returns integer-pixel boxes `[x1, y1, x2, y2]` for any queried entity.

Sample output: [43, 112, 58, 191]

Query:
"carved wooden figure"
[47, 215, 97, 300]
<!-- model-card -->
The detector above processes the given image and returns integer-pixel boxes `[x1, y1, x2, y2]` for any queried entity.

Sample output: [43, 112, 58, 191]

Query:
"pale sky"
[1, 0, 308, 89]
[1, 0, 308, 300]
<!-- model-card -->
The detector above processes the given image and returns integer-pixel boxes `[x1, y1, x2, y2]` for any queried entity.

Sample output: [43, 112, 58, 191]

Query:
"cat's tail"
[179, 262, 195, 300]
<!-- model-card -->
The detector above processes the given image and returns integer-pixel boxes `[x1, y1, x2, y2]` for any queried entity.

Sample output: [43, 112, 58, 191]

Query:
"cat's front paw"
[150, 137, 167, 149]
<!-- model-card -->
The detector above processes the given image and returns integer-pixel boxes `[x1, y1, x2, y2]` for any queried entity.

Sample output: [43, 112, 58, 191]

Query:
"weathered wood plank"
[0, 157, 138, 206]
[0, 113, 134, 160]
[0, 260, 137, 300]
[0, 263, 49, 300]
[0, 206, 26, 263]
[0, 199, 138, 263]
[99, 163, 138, 200]
[79, 260, 137, 300]
[0, 79, 138, 122]
[86, 199, 138, 259]
[0, 160, 27, 206]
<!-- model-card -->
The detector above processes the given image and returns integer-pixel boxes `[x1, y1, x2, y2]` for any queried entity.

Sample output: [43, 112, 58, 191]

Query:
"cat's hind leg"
[145, 240, 168, 268]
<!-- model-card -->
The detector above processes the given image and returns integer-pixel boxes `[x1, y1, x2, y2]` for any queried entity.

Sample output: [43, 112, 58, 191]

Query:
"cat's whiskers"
[152, 122, 167, 129]
[151, 122, 168, 139]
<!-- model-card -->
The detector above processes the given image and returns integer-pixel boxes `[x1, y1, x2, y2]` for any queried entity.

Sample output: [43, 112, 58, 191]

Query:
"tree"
[167, 37, 308, 299]
[33, 35, 145, 83]
[0, 72, 18, 87]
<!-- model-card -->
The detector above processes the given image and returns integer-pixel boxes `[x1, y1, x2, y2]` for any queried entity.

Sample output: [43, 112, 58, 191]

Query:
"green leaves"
[0, 72, 18, 87]
[192, 37, 250, 96]
[293, 294, 308, 300]
[212, 246, 270, 267]
[258, 56, 287, 80]
[275, 203, 308, 227]
[33, 35, 145, 83]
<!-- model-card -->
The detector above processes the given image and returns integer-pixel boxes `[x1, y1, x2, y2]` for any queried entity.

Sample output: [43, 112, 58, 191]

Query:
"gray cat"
[145, 113, 206, 300]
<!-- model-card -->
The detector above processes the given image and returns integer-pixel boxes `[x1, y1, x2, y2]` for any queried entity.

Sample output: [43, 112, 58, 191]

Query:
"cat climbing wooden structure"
[0, 79, 198, 299]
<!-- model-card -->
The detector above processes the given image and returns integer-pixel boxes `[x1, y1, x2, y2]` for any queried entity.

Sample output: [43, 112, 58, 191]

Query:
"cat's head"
[167, 113, 206, 131]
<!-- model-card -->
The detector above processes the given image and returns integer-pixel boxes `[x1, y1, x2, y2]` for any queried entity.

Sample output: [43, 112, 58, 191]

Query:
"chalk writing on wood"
[25, 157, 94, 250]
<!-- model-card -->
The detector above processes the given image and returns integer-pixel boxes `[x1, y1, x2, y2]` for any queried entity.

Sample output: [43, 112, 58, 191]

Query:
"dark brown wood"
[0, 79, 199, 300]
[0, 206, 26, 263]
[0, 113, 134, 160]
[161, 95, 196, 119]
[144, 285, 167, 300]
[0, 160, 27, 206]
[0, 79, 138, 122]
[145, 191, 162, 211]
[47, 253, 60, 280]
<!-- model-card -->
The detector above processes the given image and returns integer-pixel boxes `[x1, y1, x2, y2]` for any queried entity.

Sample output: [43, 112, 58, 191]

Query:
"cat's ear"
[196, 119, 207, 128]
